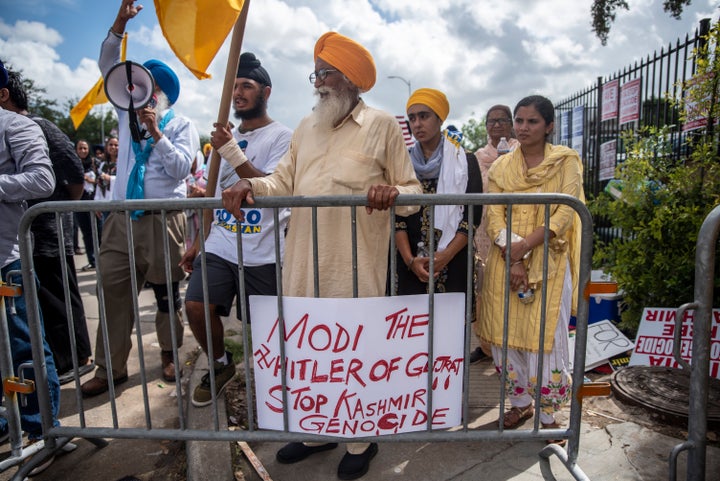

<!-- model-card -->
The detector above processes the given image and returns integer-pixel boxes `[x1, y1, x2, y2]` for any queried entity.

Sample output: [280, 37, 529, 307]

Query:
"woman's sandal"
[541, 421, 567, 447]
[501, 404, 534, 429]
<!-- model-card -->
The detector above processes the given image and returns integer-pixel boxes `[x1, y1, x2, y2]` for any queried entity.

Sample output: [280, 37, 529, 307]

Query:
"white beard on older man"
[312, 83, 357, 130]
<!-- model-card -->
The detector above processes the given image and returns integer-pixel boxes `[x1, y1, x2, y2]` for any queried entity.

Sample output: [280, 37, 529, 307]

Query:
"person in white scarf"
[394, 88, 482, 296]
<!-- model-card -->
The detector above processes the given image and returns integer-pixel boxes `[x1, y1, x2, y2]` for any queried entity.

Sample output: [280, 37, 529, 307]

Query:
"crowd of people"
[0, 0, 586, 478]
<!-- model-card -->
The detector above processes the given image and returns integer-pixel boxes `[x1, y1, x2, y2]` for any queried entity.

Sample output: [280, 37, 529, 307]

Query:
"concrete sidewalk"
[2, 255, 719, 481]
[188, 312, 720, 481]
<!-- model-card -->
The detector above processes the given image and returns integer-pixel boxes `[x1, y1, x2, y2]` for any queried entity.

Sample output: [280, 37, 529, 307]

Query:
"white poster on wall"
[250, 294, 466, 437]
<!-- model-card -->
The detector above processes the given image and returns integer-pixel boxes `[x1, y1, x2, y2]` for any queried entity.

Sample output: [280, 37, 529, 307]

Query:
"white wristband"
[217, 140, 248, 169]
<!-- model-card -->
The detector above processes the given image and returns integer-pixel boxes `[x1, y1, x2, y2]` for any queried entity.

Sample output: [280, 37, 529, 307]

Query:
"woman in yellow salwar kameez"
[479, 95, 584, 444]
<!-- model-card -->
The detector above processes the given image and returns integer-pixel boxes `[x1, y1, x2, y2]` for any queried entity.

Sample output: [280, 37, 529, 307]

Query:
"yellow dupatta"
[492, 144, 585, 315]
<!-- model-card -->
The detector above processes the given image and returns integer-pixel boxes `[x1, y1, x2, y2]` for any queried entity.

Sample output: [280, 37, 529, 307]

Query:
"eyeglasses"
[309, 68, 338, 84]
[487, 118, 512, 126]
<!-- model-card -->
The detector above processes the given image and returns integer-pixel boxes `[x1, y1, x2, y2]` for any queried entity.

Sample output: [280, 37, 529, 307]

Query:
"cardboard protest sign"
[250, 293, 465, 437]
[629, 307, 720, 379]
[569, 320, 634, 371]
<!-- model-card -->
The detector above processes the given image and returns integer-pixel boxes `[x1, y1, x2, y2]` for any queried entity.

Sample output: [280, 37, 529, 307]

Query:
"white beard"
[155, 91, 170, 113]
[311, 87, 355, 129]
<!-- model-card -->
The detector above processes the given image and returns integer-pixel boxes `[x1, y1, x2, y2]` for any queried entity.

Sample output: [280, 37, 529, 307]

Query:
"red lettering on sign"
[385, 308, 429, 340]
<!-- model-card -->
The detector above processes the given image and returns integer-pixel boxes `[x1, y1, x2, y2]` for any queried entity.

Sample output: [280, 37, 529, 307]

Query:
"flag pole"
[197, 0, 250, 246]
[205, 0, 251, 199]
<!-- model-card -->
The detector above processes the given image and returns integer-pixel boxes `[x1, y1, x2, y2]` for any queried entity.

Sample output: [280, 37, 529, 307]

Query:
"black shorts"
[184, 252, 278, 319]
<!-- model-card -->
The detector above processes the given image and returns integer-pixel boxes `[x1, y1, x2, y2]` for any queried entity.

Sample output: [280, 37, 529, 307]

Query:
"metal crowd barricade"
[669, 204, 720, 481]
[8, 192, 606, 481]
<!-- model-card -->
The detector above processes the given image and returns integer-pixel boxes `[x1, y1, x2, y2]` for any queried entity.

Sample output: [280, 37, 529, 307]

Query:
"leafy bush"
[589, 26, 720, 335]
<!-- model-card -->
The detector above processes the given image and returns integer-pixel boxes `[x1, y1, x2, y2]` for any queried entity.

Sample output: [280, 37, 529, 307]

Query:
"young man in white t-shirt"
[181, 52, 292, 407]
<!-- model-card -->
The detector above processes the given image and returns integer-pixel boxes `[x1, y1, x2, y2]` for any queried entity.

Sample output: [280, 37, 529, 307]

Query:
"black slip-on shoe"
[337, 443, 378, 480]
[276, 442, 339, 464]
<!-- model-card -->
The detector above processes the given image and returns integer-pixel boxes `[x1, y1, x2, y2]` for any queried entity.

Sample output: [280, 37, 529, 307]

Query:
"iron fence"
[555, 18, 713, 244]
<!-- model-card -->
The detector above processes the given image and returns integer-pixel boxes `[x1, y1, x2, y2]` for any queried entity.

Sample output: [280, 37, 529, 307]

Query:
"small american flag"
[395, 115, 415, 148]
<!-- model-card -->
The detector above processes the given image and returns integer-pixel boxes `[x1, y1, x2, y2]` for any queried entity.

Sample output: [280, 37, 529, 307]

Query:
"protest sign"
[629, 307, 720, 379]
[250, 293, 465, 437]
[601, 79, 619, 122]
[619, 78, 641, 125]
[599, 140, 617, 182]
[569, 320, 634, 371]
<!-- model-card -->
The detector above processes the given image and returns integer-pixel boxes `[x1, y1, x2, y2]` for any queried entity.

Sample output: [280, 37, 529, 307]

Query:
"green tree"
[592, 0, 692, 45]
[460, 114, 487, 153]
[589, 24, 720, 334]
[20, 75, 63, 124]
[55, 101, 119, 147]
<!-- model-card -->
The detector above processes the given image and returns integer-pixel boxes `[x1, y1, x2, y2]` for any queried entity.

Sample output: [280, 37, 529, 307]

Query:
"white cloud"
[1, 0, 719, 138]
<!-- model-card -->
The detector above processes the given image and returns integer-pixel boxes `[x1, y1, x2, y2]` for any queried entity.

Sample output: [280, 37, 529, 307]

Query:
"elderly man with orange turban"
[222, 31, 421, 480]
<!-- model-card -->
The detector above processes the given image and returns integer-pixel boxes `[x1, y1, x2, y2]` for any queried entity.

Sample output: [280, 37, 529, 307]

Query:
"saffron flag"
[69, 33, 128, 129]
[154, 0, 244, 80]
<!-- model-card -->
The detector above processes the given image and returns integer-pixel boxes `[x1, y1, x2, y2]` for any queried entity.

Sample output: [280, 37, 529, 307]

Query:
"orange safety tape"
[583, 281, 617, 300]
[577, 381, 611, 400]
[3, 377, 36, 395]
[0, 284, 22, 297]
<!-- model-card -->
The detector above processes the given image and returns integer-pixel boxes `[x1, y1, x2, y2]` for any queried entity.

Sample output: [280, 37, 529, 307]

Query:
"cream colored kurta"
[479, 144, 584, 352]
[249, 100, 421, 298]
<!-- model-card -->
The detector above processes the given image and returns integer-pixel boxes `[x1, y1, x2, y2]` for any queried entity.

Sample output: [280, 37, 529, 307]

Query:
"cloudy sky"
[1, 0, 718, 137]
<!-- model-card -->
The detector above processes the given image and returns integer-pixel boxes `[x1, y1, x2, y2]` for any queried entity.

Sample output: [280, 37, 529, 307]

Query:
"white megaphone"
[104, 61, 156, 111]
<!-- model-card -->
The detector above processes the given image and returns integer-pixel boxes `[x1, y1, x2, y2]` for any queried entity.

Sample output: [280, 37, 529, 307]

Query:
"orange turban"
[314, 32, 376, 92]
[407, 88, 450, 122]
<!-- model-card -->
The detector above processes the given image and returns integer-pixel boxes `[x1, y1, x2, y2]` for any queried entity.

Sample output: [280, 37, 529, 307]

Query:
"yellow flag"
[154, 0, 244, 80]
[69, 33, 128, 129]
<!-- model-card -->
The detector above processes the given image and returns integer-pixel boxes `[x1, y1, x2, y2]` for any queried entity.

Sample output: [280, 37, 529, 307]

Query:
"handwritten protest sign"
[249, 293, 465, 438]
[629, 307, 720, 379]
[568, 320, 634, 371]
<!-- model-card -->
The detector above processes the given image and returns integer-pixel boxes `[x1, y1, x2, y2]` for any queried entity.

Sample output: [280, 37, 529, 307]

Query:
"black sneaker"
[469, 347, 489, 364]
[191, 352, 236, 407]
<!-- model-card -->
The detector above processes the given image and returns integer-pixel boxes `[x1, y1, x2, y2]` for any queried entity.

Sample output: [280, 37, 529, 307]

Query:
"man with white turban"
[222, 31, 421, 480]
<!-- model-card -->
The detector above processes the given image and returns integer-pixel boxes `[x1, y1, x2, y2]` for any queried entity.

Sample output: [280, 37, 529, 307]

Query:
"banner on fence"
[250, 293, 465, 437]
[572, 105, 584, 154]
[619, 78, 642, 125]
[629, 307, 720, 379]
[682, 73, 712, 132]
[599, 140, 617, 181]
[601, 79, 620, 122]
[560, 111, 570, 144]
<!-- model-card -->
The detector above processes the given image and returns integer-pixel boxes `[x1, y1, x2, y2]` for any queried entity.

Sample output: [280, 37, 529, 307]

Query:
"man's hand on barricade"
[366, 184, 399, 214]
[179, 244, 199, 273]
[222, 179, 254, 221]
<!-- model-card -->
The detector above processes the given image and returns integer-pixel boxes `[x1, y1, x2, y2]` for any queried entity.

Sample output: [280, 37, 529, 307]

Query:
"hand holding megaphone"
[136, 96, 162, 141]
[104, 61, 157, 142]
